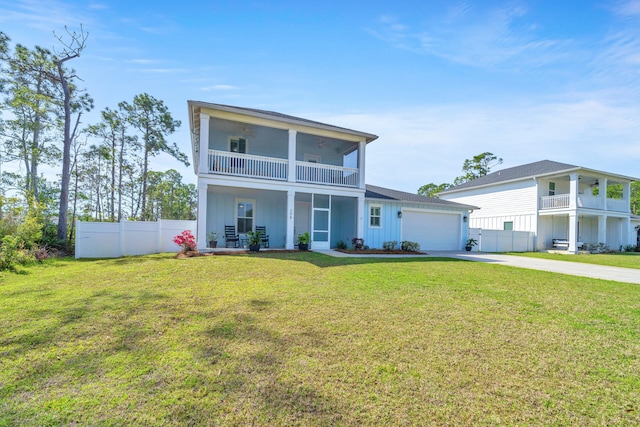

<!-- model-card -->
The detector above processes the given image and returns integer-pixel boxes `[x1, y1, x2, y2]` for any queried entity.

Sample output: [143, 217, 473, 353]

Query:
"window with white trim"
[230, 137, 247, 153]
[504, 221, 513, 231]
[548, 182, 555, 196]
[236, 199, 255, 234]
[370, 205, 381, 227]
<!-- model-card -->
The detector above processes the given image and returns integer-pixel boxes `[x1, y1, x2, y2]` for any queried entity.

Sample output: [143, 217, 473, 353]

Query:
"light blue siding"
[364, 200, 470, 249]
[207, 187, 287, 247]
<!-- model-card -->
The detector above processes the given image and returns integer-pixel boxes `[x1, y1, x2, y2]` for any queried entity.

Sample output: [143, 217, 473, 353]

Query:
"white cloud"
[200, 85, 238, 92]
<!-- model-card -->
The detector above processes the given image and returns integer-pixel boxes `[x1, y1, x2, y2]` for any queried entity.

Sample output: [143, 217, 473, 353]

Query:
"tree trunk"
[56, 60, 72, 241]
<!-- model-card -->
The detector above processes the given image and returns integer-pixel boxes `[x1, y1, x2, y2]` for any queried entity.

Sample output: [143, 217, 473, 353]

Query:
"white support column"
[358, 140, 366, 189]
[599, 178, 608, 210]
[286, 190, 295, 249]
[199, 114, 210, 174]
[623, 182, 631, 213]
[288, 129, 297, 182]
[625, 217, 632, 245]
[196, 183, 208, 249]
[357, 195, 365, 238]
[569, 172, 578, 209]
[568, 212, 579, 253]
[598, 215, 607, 245]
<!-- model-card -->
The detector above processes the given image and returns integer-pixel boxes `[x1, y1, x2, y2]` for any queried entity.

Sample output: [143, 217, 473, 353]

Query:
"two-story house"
[439, 160, 638, 252]
[188, 101, 475, 251]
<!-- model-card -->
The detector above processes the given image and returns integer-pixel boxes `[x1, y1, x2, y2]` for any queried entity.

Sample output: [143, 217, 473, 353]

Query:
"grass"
[1, 252, 639, 426]
[508, 251, 640, 269]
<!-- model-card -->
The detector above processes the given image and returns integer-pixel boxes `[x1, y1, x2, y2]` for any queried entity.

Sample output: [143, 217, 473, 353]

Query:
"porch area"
[196, 184, 363, 251]
[538, 212, 633, 252]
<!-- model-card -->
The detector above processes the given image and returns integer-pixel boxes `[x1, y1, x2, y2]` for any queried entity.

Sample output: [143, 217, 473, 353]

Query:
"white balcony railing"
[540, 193, 629, 212]
[540, 194, 569, 209]
[607, 198, 628, 212]
[208, 150, 288, 181]
[296, 161, 359, 187]
[207, 150, 361, 187]
[577, 194, 602, 209]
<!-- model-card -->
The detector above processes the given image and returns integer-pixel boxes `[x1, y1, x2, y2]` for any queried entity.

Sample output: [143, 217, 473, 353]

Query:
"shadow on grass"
[242, 251, 472, 268]
[197, 298, 344, 424]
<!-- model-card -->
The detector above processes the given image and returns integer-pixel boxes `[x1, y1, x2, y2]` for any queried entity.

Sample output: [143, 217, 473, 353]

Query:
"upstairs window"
[230, 137, 247, 154]
[504, 221, 513, 231]
[548, 182, 556, 196]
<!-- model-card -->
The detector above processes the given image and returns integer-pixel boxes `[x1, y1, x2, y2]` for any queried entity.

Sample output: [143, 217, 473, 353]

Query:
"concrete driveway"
[441, 252, 640, 285]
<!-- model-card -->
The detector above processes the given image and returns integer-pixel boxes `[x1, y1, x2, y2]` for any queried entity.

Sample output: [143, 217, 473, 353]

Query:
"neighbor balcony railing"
[208, 150, 288, 181]
[540, 193, 628, 212]
[296, 161, 359, 187]
[540, 194, 570, 209]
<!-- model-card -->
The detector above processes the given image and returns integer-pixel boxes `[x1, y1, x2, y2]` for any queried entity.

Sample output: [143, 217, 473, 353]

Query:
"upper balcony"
[538, 173, 631, 214]
[207, 149, 360, 187]
[539, 193, 628, 212]
[195, 112, 371, 189]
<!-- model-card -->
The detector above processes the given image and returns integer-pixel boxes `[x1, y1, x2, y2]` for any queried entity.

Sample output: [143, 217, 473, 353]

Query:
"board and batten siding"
[364, 200, 469, 249]
[441, 179, 538, 233]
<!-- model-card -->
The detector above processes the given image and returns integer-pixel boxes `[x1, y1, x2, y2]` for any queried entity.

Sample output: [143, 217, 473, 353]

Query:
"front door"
[312, 194, 331, 250]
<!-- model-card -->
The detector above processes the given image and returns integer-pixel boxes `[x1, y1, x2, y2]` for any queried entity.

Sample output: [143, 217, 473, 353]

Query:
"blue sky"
[1, 0, 639, 193]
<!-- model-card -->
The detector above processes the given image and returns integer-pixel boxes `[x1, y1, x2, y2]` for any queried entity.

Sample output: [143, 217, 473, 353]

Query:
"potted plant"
[465, 238, 478, 252]
[297, 232, 310, 251]
[207, 231, 219, 248]
[246, 230, 263, 252]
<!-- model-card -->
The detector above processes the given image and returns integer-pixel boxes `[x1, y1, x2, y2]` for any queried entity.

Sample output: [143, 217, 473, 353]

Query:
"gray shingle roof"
[365, 185, 477, 209]
[440, 160, 579, 193]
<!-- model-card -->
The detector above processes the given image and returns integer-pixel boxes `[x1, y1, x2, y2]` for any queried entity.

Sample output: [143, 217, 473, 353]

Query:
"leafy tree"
[120, 93, 187, 220]
[417, 183, 452, 198]
[454, 152, 503, 185]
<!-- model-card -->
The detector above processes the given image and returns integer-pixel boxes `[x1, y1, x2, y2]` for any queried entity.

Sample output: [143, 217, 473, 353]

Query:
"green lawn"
[508, 251, 640, 269]
[1, 253, 639, 426]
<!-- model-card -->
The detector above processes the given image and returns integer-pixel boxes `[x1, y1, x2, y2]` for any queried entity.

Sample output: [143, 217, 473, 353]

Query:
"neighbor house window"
[236, 199, 254, 234]
[549, 182, 555, 196]
[504, 221, 513, 231]
[230, 137, 247, 153]
[370, 206, 381, 227]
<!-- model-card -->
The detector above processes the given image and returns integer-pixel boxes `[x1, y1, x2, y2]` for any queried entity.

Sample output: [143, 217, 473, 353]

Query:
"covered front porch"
[538, 211, 632, 252]
[195, 181, 364, 250]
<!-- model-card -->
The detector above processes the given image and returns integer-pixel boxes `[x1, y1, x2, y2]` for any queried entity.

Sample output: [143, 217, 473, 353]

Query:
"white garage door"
[402, 210, 461, 250]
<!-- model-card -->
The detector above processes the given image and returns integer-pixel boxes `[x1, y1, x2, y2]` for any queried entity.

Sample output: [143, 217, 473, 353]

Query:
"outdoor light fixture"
[463, 216, 468, 222]
[397, 211, 402, 218]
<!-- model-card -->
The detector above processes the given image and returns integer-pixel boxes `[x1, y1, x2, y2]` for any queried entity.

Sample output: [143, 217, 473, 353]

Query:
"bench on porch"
[552, 239, 569, 250]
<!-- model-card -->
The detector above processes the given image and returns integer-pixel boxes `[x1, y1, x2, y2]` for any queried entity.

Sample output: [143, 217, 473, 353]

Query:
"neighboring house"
[439, 160, 638, 252]
[188, 100, 474, 250]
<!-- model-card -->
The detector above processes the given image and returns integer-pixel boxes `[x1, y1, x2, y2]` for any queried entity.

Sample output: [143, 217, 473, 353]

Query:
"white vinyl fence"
[75, 219, 196, 258]
[468, 228, 535, 253]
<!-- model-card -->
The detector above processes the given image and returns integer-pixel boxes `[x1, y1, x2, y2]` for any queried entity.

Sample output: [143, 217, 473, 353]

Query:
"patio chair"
[224, 225, 240, 248]
[255, 225, 270, 248]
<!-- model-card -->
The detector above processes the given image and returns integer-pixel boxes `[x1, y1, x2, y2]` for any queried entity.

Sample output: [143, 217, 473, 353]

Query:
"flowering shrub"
[173, 230, 197, 252]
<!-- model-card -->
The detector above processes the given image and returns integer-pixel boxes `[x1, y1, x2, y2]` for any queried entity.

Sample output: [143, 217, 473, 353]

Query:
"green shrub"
[0, 201, 44, 271]
[382, 241, 398, 251]
[336, 240, 347, 250]
[401, 241, 420, 252]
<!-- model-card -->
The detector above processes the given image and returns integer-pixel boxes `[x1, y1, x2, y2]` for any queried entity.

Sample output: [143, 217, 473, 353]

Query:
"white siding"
[442, 180, 538, 233]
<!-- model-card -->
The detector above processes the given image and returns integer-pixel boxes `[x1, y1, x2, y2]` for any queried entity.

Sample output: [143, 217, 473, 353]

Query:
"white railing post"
[199, 114, 210, 174]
